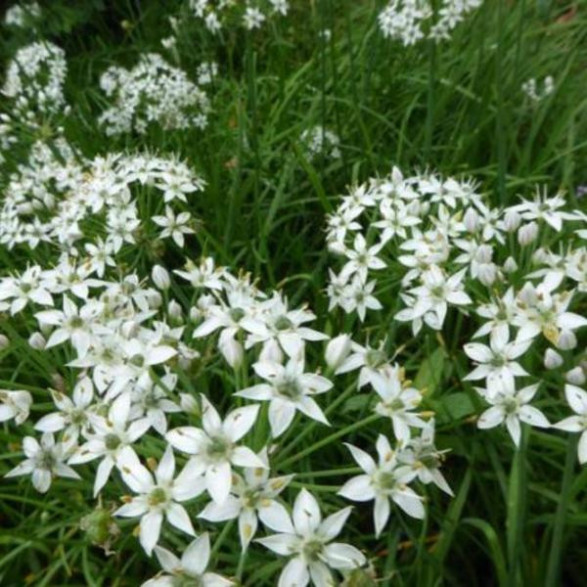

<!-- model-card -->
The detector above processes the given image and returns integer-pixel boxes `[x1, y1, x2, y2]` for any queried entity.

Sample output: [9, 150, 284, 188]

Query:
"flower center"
[276, 379, 302, 401]
[104, 433, 122, 451]
[302, 539, 324, 562]
[229, 307, 245, 322]
[148, 487, 168, 507]
[376, 471, 397, 491]
[274, 316, 293, 331]
[206, 436, 231, 461]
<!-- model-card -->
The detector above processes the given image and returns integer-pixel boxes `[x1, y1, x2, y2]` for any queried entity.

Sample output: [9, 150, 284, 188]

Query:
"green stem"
[276, 413, 380, 469]
[544, 435, 577, 587]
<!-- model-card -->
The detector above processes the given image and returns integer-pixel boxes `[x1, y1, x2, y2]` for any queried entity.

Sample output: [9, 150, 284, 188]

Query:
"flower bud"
[544, 348, 563, 370]
[146, 290, 162, 309]
[325, 334, 352, 370]
[503, 209, 521, 232]
[503, 257, 518, 273]
[80, 506, 120, 552]
[566, 367, 586, 386]
[28, 332, 46, 350]
[478, 263, 497, 286]
[180, 393, 199, 415]
[518, 222, 538, 246]
[0, 334, 9, 350]
[557, 330, 577, 351]
[167, 299, 183, 323]
[151, 265, 170, 290]
[463, 208, 479, 233]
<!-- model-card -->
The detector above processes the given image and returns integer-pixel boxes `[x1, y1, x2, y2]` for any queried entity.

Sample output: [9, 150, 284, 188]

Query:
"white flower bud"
[557, 330, 577, 351]
[474, 244, 493, 264]
[503, 209, 521, 232]
[0, 334, 9, 350]
[566, 367, 586, 386]
[463, 208, 480, 233]
[167, 299, 183, 322]
[146, 290, 162, 309]
[503, 256, 518, 273]
[325, 334, 352, 370]
[544, 348, 563, 370]
[478, 263, 497, 286]
[532, 248, 549, 265]
[28, 332, 46, 350]
[220, 336, 243, 368]
[151, 265, 170, 290]
[518, 222, 538, 246]
[180, 393, 199, 415]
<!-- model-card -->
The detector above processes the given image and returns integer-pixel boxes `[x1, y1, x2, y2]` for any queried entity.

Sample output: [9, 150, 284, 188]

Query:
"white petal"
[318, 507, 352, 541]
[238, 507, 258, 549]
[338, 475, 375, 502]
[182, 533, 210, 576]
[258, 501, 294, 534]
[199, 496, 241, 522]
[140, 510, 163, 555]
[344, 444, 376, 474]
[278, 556, 310, 587]
[518, 406, 549, 428]
[256, 533, 298, 556]
[269, 399, 297, 438]
[565, 384, 587, 415]
[374, 496, 390, 537]
[201, 395, 222, 434]
[153, 546, 181, 574]
[156, 446, 176, 485]
[166, 503, 195, 536]
[206, 461, 232, 504]
[223, 405, 259, 442]
[322, 542, 366, 569]
[477, 406, 504, 430]
[293, 489, 321, 536]
[505, 416, 521, 447]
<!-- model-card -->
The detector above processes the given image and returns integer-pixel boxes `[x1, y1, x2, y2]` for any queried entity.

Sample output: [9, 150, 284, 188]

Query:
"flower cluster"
[300, 126, 341, 161]
[0, 138, 204, 253]
[378, 0, 483, 45]
[188, 0, 289, 33]
[326, 167, 587, 457]
[4, 1, 41, 27]
[98, 53, 211, 135]
[2, 41, 68, 120]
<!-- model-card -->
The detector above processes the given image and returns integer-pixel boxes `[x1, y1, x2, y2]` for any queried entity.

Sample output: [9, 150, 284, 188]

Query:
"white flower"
[243, 7, 266, 29]
[142, 533, 234, 586]
[397, 419, 453, 495]
[256, 489, 366, 587]
[0, 389, 32, 425]
[166, 395, 265, 504]
[554, 385, 587, 464]
[115, 447, 205, 555]
[68, 393, 150, 496]
[5, 433, 80, 493]
[341, 233, 386, 282]
[395, 266, 471, 331]
[35, 296, 100, 357]
[236, 358, 332, 438]
[370, 369, 425, 443]
[35, 377, 94, 445]
[339, 435, 424, 536]
[463, 329, 531, 393]
[152, 206, 194, 247]
[476, 381, 549, 446]
[199, 448, 293, 549]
